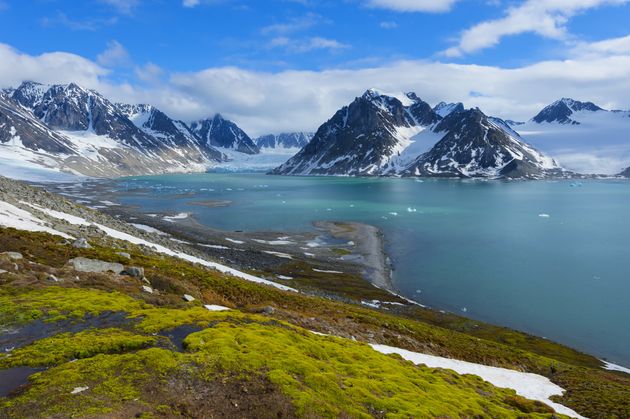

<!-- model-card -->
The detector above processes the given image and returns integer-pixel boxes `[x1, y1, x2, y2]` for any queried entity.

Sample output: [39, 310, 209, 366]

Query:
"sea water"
[110, 174, 630, 366]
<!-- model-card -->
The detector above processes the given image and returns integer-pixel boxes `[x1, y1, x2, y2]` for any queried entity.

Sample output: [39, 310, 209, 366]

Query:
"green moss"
[0, 287, 147, 324]
[0, 348, 181, 417]
[0, 328, 156, 368]
[330, 248, 352, 256]
[183, 319, 561, 418]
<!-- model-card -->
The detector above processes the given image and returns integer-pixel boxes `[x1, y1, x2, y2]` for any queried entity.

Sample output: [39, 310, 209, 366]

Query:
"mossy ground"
[1, 227, 629, 418]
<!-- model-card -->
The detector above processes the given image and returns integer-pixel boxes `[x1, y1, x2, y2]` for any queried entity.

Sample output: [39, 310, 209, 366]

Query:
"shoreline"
[314, 220, 395, 292]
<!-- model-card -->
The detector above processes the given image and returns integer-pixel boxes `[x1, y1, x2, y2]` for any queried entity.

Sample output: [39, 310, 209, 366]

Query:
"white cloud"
[182, 0, 200, 7]
[380, 21, 398, 29]
[445, 0, 629, 57]
[268, 36, 350, 53]
[96, 40, 130, 68]
[571, 34, 630, 58]
[0, 43, 107, 89]
[261, 13, 323, 35]
[365, 0, 459, 12]
[98, 0, 140, 15]
[135, 62, 164, 83]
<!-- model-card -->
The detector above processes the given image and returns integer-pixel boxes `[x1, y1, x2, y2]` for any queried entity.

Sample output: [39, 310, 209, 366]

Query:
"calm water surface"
[111, 174, 630, 366]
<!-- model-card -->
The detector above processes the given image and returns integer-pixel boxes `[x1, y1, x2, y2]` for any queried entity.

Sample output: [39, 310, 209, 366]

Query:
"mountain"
[620, 167, 630, 177]
[117, 103, 224, 162]
[516, 98, 630, 175]
[272, 90, 559, 178]
[405, 109, 561, 179]
[531, 98, 604, 125]
[433, 101, 464, 118]
[190, 114, 259, 155]
[271, 89, 440, 176]
[0, 81, 229, 179]
[256, 132, 313, 150]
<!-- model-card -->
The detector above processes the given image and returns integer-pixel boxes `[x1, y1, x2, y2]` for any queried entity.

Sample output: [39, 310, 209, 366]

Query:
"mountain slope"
[272, 90, 559, 178]
[190, 114, 259, 155]
[532, 98, 604, 125]
[118, 103, 224, 162]
[256, 132, 313, 150]
[433, 101, 464, 117]
[1, 81, 228, 178]
[405, 109, 561, 179]
[271, 89, 439, 175]
[517, 98, 630, 174]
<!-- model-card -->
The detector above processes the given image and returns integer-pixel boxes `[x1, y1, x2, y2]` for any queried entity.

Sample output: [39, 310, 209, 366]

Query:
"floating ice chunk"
[389, 212, 399, 216]
[538, 213, 551, 218]
[407, 207, 417, 213]
[461, 307, 468, 313]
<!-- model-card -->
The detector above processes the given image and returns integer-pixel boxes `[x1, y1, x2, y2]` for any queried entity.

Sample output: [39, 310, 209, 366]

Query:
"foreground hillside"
[1, 177, 629, 418]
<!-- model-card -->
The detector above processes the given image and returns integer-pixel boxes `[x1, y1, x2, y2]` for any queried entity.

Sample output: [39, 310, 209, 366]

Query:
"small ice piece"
[204, 304, 230, 311]
[407, 207, 417, 213]
[326, 208, 332, 211]
[313, 268, 343, 274]
[71, 386, 89, 394]
[389, 212, 398, 216]
[183, 294, 195, 302]
[538, 213, 551, 218]
[461, 307, 468, 313]
[415, 289, 422, 294]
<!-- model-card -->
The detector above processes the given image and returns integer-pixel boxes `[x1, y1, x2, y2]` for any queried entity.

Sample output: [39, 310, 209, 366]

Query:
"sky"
[1, 0, 630, 135]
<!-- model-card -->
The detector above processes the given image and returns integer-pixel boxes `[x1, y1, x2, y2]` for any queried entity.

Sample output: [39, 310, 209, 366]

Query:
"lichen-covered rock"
[123, 266, 144, 278]
[69, 257, 124, 274]
[1, 251, 23, 260]
[72, 238, 91, 249]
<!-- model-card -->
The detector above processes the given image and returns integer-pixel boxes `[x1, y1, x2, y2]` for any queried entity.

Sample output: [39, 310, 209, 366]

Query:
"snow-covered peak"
[362, 88, 416, 107]
[433, 102, 465, 118]
[532, 98, 604, 125]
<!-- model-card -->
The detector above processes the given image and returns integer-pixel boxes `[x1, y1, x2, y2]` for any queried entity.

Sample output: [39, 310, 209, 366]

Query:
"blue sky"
[1, 0, 630, 134]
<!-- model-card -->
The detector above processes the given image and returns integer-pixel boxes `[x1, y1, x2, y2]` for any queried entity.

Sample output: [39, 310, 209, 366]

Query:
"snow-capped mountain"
[0, 81, 228, 179]
[531, 98, 604, 125]
[190, 114, 259, 155]
[433, 102, 464, 118]
[117, 103, 224, 162]
[255, 132, 313, 150]
[620, 167, 630, 177]
[272, 89, 560, 178]
[516, 98, 630, 175]
[271, 89, 440, 176]
[405, 109, 561, 178]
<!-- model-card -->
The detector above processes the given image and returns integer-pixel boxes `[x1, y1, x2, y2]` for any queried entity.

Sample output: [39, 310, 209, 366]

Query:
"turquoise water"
[112, 174, 630, 366]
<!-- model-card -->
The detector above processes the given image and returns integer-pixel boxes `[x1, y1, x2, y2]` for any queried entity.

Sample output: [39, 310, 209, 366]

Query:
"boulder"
[69, 257, 124, 274]
[1, 252, 23, 260]
[123, 266, 144, 278]
[183, 294, 195, 302]
[142, 285, 154, 294]
[72, 238, 91, 249]
[116, 252, 131, 259]
[47, 274, 60, 282]
[0, 269, 8, 275]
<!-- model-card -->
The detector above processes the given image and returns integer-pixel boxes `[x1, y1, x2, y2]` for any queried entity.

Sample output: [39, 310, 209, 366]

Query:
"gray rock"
[116, 252, 131, 259]
[69, 257, 124, 274]
[123, 266, 144, 278]
[72, 238, 91, 249]
[47, 274, 60, 282]
[183, 294, 195, 302]
[1, 252, 23, 260]
[142, 285, 154, 294]
[262, 306, 275, 314]
[0, 269, 8, 275]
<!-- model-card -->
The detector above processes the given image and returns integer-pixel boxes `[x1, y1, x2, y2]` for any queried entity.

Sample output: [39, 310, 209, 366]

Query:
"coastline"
[314, 220, 395, 292]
